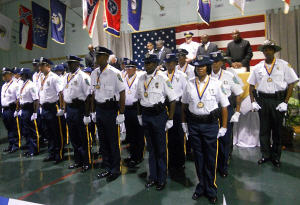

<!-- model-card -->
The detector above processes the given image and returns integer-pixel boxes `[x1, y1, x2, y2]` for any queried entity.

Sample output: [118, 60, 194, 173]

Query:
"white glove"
[31, 113, 37, 121]
[137, 115, 143, 126]
[230, 112, 241, 122]
[56, 109, 64, 116]
[39, 107, 42, 114]
[64, 113, 67, 119]
[181, 123, 189, 135]
[83, 116, 91, 125]
[91, 112, 96, 123]
[116, 114, 125, 124]
[276, 102, 288, 112]
[18, 110, 22, 116]
[251, 102, 261, 111]
[217, 127, 227, 138]
[14, 111, 19, 117]
[165, 120, 173, 131]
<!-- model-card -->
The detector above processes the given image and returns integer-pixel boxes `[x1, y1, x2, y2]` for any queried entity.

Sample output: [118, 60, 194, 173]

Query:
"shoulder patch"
[31, 87, 36, 94]
[233, 76, 240, 84]
[220, 84, 226, 95]
[57, 78, 62, 85]
[117, 74, 123, 82]
[288, 63, 292, 68]
[85, 78, 90, 86]
[166, 80, 173, 89]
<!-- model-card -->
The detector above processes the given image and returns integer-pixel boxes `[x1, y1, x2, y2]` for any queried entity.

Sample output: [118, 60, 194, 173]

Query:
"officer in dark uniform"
[181, 55, 229, 204]
[135, 54, 176, 191]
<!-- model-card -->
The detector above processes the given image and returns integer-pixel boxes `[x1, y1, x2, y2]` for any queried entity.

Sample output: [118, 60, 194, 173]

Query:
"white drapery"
[109, 31, 133, 59]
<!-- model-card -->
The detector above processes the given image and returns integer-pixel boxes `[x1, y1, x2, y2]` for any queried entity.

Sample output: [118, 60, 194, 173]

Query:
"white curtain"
[109, 31, 133, 60]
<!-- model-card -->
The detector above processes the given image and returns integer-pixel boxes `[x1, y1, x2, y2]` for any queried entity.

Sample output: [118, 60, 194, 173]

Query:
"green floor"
[0, 125, 299, 205]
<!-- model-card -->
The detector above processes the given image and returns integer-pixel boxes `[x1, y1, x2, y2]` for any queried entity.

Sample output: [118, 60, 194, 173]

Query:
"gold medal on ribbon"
[20, 95, 22, 99]
[40, 87, 43, 91]
[267, 78, 272, 82]
[144, 92, 148, 98]
[197, 102, 204, 108]
[95, 84, 100, 89]
[65, 84, 69, 88]
[128, 90, 131, 95]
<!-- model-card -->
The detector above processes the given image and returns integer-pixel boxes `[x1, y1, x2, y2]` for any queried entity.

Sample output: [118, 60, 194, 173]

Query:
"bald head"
[201, 34, 209, 45]
[88, 44, 94, 52]
[231, 30, 241, 41]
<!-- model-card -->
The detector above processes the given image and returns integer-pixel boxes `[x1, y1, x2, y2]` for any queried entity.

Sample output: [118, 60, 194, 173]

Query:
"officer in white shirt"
[32, 59, 42, 87]
[179, 32, 199, 63]
[16, 68, 39, 157]
[248, 40, 298, 167]
[135, 54, 176, 191]
[61, 55, 92, 173]
[1, 67, 20, 153]
[38, 57, 64, 165]
[122, 59, 145, 166]
[163, 53, 187, 171]
[91, 46, 125, 182]
[120, 57, 129, 79]
[176, 48, 195, 81]
[13, 68, 23, 85]
[210, 51, 244, 178]
[181, 55, 229, 204]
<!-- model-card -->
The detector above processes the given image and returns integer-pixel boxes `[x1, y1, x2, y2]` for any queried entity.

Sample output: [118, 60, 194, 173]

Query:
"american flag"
[82, 0, 100, 37]
[132, 27, 176, 70]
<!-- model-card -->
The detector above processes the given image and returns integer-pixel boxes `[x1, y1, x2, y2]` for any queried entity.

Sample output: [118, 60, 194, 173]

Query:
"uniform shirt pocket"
[103, 85, 114, 97]
[204, 94, 217, 109]
[149, 89, 163, 104]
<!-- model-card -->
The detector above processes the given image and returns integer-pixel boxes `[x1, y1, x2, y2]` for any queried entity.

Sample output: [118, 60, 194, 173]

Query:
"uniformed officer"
[181, 55, 229, 204]
[210, 51, 244, 178]
[32, 59, 42, 86]
[83, 67, 92, 75]
[120, 58, 129, 79]
[61, 55, 92, 173]
[163, 53, 187, 171]
[248, 40, 298, 167]
[176, 48, 195, 80]
[123, 59, 145, 166]
[179, 32, 199, 63]
[1, 67, 20, 153]
[38, 57, 64, 165]
[135, 54, 176, 191]
[13, 68, 23, 85]
[91, 46, 125, 182]
[17, 68, 39, 157]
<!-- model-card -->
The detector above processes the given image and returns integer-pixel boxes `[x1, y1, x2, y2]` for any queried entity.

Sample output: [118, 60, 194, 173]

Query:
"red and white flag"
[176, 14, 266, 70]
[283, 0, 290, 14]
[19, 4, 33, 50]
[82, 0, 100, 37]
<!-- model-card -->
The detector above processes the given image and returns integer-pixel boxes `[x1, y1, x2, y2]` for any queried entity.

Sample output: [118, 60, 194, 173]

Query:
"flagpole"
[67, 6, 83, 18]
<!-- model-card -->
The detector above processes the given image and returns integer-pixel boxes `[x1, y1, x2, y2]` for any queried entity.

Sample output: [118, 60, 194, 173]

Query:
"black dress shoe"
[23, 152, 30, 157]
[53, 159, 62, 165]
[69, 163, 82, 169]
[43, 156, 54, 162]
[9, 149, 18, 154]
[145, 180, 157, 188]
[106, 172, 120, 182]
[192, 192, 202, 200]
[220, 172, 228, 178]
[81, 165, 90, 173]
[3, 147, 11, 152]
[134, 158, 144, 165]
[208, 196, 218, 204]
[27, 153, 38, 157]
[271, 159, 281, 167]
[258, 157, 270, 164]
[124, 156, 133, 163]
[97, 171, 111, 178]
[156, 182, 167, 191]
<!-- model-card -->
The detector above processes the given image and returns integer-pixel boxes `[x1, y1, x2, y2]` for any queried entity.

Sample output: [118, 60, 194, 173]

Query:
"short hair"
[155, 40, 164, 45]
[194, 64, 212, 76]
[147, 41, 153, 45]
[109, 55, 116, 62]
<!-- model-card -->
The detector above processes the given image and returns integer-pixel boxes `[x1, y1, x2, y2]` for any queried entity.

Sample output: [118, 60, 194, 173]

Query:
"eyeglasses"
[125, 67, 133, 70]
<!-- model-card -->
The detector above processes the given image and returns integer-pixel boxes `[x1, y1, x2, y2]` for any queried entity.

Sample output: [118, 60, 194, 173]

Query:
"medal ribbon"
[167, 69, 175, 83]
[67, 69, 80, 85]
[97, 64, 108, 84]
[36, 71, 41, 82]
[144, 70, 158, 92]
[4, 79, 13, 95]
[211, 69, 223, 80]
[122, 70, 127, 78]
[20, 79, 30, 95]
[41, 72, 50, 89]
[195, 76, 210, 102]
[126, 74, 137, 89]
[182, 63, 188, 73]
[264, 58, 276, 77]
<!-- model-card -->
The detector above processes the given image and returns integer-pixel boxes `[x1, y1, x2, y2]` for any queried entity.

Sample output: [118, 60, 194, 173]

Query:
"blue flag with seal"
[197, 0, 211, 25]
[128, 0, 143, 31]
[50, 0, 67, 44]
[32, 1, 49, 49]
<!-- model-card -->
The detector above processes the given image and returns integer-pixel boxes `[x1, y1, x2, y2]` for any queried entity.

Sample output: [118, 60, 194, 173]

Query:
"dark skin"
[178, 54, 187, 67]
[250, 46, 294, 104]
[147, 43, 154, 51]
[231, 30, 243, 68]
[165, 61, 177, 74]
[88, 44, 93, 52]
[137, 61, 175, 120]
[201, 34, 209, 45]
[182, 65, 228, 129]
[33, 63, 39, 73]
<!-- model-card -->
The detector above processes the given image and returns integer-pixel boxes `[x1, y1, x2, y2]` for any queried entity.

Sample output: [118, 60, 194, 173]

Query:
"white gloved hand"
[14, 111, 19, 117]
[251, 102, 261, 111]
[56, 109, 64, 116]
[18, 110, 22, 116]
[137, 115, 143, 126]
[230, 112, 241, 122]
[181, 123, 189, 135]
[217, 127, 227, 138]
[91, 112, 96, 123]
[31, 113, 37, 121]
[276, 102, 288, 112]
[116, 114, 125, 124]
[165, 120, 173, 131]
[64, 113, 67, 119]
[39, 107, 42, 114]
[83, 116, 91, 125]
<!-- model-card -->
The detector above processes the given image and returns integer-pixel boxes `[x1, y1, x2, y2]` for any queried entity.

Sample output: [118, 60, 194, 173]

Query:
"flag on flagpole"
[197, 0, 211, 25]
[103, 0, 121, 37]
[82, 0, 100, 37]
[50, 0, 67, 44]
[283, 0, 290, 14]
[0, 13, 13, 50]
[229, 0, 246, 15]
[128, 0, 143, 32]
[19, 4, 33, 50]
[32, 1, 50, 49]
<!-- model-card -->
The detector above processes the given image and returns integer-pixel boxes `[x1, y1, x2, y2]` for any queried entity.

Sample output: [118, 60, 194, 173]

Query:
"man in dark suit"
[196, 34, 218, 56]
[155, 40, 172, 70]
[85, 44, 95, 68]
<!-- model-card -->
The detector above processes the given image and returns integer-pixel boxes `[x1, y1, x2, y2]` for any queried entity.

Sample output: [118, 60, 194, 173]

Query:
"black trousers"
[257, 96, 285, 160]
[2, 107, 19, 150]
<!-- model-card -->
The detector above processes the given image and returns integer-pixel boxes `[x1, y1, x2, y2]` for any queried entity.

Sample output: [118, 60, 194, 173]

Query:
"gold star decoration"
[160, 5, 165, 11]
